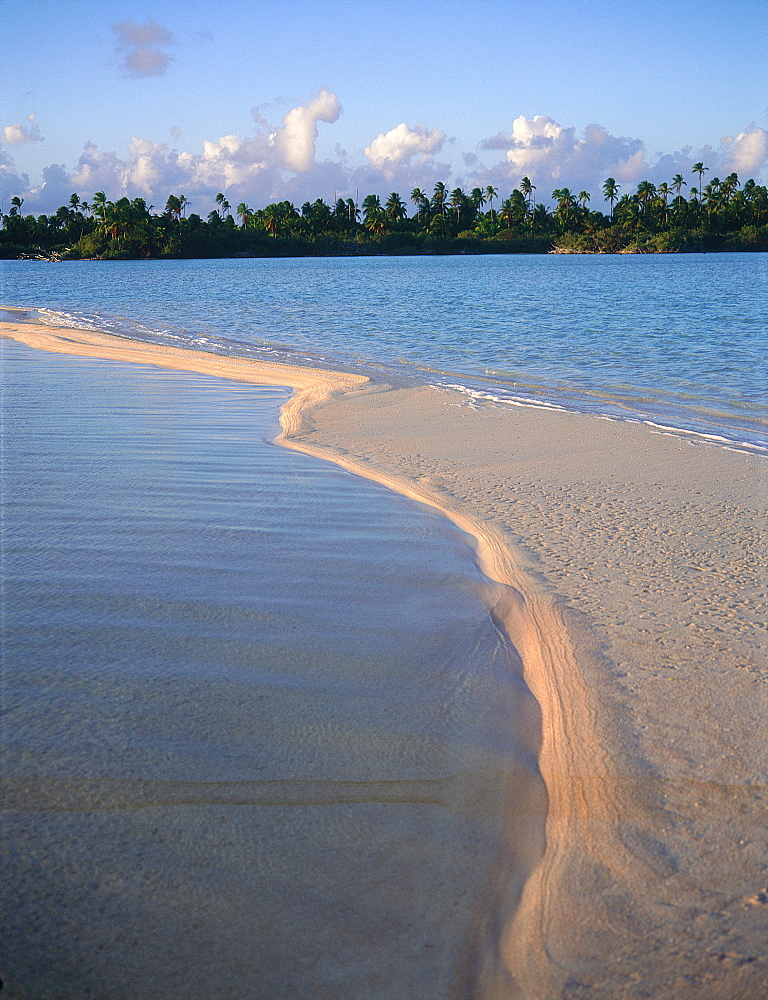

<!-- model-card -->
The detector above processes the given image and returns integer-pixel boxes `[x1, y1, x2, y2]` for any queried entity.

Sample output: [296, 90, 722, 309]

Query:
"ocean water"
[2, 252, 766, 453]
[0, 339, 539, 999]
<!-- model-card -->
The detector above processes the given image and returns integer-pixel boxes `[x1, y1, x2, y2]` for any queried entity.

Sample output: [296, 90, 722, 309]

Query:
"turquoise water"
[1, 252, 766, 452]
[1, 339, 539, 999]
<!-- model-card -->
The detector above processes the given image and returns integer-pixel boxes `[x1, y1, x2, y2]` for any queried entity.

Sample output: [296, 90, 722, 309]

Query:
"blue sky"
[2, 0, 767, 214]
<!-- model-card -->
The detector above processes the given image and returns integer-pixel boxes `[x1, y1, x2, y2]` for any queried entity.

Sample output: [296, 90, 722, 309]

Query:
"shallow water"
[2, 252, 766, 452]
[0, 339, 538, 999]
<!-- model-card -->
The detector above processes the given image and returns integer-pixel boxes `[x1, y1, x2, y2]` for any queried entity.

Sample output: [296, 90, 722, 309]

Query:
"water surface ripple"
[1, 339, 537, 999]
[2, 252, 766, 452]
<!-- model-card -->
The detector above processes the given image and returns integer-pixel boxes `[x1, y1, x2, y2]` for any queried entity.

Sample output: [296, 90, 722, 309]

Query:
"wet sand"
[2, 316, 767, 999]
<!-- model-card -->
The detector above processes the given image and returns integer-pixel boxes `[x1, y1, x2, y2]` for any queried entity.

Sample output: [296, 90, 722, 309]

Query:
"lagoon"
[1, 337, 540, 999]
[2, 251, 766, 452]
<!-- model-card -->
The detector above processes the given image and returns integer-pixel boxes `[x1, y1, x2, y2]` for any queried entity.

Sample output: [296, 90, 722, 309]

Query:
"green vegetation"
[2, 168, 767, 260]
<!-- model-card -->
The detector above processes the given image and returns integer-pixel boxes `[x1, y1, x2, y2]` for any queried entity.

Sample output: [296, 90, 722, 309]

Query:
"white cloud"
[180, 134, 270, 192]
[486, 114, 648, 189]
[2, 114, 43, 147]
[719, 125, 768, 176]
[113, 18, 173, 78]
[472, 115, 768, 200]
[61, 90, 343, 209]
[275, 88, 341, 172]
[8, 97, 767, 216]
[364, 123, 446, 180]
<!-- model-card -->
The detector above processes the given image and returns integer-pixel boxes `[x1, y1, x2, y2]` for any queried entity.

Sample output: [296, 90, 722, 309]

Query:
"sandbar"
[2, 315, 766, 999]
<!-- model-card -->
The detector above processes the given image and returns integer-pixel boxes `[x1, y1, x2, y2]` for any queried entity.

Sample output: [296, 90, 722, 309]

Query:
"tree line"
[2, 166, 767, 259]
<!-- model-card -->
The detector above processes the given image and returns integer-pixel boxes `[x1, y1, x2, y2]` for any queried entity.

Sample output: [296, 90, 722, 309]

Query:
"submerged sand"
[2, 316, 766, 999]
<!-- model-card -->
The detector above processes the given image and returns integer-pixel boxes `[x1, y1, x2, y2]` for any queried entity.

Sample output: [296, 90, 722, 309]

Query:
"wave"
[30, 307, 768, 458]
[427, 379, 768, 457]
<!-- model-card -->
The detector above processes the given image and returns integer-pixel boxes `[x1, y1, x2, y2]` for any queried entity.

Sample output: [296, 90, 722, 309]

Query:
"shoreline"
[2, 316, 766, 998]
[8, 246, 768, 262]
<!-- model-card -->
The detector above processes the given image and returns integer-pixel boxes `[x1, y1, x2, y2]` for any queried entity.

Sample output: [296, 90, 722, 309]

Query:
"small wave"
[431, 382, 568, 412]
[641, 420, 767, 455]
[427, 381, 768, 457]
[35, 308, 350, 381]
[27, 308, 768, 459]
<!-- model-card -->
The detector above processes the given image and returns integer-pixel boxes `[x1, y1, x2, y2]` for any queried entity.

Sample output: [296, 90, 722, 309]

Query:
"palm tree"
[92, 191, 109, 226]
[385, 192, 407, 224]
[730, 189, 747, 225]
[636, 180, 657, 216]
[236, 203, 253, 227]
[365, 211, 386, 235]
[105, 196, 133, 247]
[519, 176, 536, 224]
[703, 178, 722, 218]
[215, 192, 230, 218]
[657, 183, 671, 226]
[721, 172, 740, 204]
[429, 182, 448, 235]
[510, 188, 527, 226]
[346, 198, 359, 225]
[470, 187, 485, 221]
[485, 185, 498, 222]
[10, 196, 24, 216]
[500, 197, 515, 229]
[165, 194, 182, 222]
[410, 187, 429, 226]
[53, 204, 72, 231]
[531, 203, 549, 231]
[110, 197, 151, 247]
[602, 178, 619, 220]
[306, 198, 332, 230]
[692, 162, 708, 209]
[450, 187, 467, 227]
[362, 194, 386, 235]
[263, 204, 279, 237]
[616, 193, 640, 233]
[432, 182, 448, 216]
[577, 190, 590, 210]
[552, 188, 575, 230]
[362, 193, 382, 224]
[671, 174, 687, 217]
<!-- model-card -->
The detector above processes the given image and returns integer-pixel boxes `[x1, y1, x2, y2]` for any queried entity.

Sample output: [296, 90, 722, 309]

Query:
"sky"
[2, 0, 767, 216]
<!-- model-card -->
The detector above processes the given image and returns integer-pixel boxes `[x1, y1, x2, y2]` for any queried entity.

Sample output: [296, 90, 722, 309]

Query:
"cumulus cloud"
[2, 114, 43, 146]
[0, 149, 30, 204]
[8, 96, 767, 216]
[472, 115, 768, 201]
[113, 18, 173, 77]
[21, 163, 74, 211]
[364, 123, 446, 180]
[62, 90, 344, 209]
[719, 125, 768, 176]
[486, 114, 648, 187]
[275, 88, 341, 172]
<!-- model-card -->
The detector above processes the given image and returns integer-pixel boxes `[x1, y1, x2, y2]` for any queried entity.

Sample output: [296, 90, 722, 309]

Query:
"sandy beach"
[2, 315, 766, 999]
